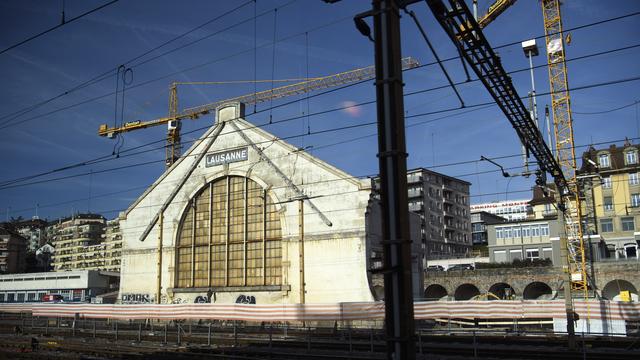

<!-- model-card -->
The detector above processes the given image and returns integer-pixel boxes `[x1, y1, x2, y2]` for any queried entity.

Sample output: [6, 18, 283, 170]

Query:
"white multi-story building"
[470, 199, 530, 221]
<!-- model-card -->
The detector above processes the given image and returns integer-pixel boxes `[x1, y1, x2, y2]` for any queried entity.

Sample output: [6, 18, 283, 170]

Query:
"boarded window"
[175, 176, 282, 288]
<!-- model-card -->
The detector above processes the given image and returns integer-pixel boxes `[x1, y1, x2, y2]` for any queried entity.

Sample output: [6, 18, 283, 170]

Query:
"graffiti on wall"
[235, 295, 256, 304]
[194, 296, 209, 303]
[121, 294, 152, 304]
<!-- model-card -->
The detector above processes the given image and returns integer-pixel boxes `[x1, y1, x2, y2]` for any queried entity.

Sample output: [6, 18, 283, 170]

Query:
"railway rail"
[0, 313, 638, 359]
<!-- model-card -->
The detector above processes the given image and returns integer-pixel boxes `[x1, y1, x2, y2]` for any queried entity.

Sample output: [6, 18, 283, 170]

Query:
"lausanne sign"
[206, 147, 248, 167]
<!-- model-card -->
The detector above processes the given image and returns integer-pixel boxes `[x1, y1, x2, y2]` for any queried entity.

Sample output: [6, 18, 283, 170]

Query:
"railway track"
[0, 314, 638, 359]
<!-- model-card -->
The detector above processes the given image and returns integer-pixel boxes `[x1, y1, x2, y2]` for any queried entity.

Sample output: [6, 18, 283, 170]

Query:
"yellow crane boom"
[98, 57, 419, 166]
[476, 0, 517, 28]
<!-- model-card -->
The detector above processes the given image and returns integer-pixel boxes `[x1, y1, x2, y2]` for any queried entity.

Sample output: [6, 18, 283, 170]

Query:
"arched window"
[175, 176, 282, 288]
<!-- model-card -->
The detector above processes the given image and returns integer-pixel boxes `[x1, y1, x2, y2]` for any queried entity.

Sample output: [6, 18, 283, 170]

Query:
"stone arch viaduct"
[422, 262, 640, 301]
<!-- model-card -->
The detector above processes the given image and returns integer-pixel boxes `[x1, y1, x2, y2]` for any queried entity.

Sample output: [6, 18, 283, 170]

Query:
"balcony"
[408, 203, 424, 212]
[407, 187, 424, 198]
[407, 173, 423, 184]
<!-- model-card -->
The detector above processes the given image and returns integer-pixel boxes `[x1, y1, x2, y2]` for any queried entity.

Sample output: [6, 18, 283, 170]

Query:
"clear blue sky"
[1, 0, 639, 222]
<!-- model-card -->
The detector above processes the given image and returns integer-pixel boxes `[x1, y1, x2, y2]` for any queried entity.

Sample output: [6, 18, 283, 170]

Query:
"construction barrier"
[0, 300, 638, 322]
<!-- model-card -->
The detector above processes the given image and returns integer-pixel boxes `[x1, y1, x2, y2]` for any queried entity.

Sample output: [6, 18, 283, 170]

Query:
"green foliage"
[476, 258, 552, 269]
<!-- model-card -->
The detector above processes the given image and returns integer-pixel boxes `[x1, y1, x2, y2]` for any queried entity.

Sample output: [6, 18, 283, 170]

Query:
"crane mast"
[541, 0, 588, 294]
[98, 57, 420, 167]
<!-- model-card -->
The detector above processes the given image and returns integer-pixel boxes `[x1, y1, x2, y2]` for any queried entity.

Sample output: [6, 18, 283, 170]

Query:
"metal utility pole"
[156, 212, 163, 304]
[371, 0, 416, 358]
[299, 199, 305, 304]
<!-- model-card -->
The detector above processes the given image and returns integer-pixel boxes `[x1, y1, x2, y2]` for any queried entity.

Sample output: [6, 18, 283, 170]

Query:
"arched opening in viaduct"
[372, 285, 384, 301]
[523, 282, 552, 300]
[488, 283, 516, 300]
[602, 280, 638, 301]
[454, 284, 480, 301]
[424, 284, 448, 301]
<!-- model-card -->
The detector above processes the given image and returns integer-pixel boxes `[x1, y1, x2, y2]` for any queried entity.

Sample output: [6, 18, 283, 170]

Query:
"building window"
[603, 196, 614, 211]
[540, 224, 549, 236]
[630, 173, 639, 186]
[525, 249, 540, 261]
[621, 217, 635, 232]
[600, 218, 614, 233]
[509, 249, 523, 261]
[532, 225, 540, 237]
[626, 151, 638, 165]
[632, 193, 640, 208]
[175, 176, 282, 288]
[598, 154, 610, 168]
[542, 247, 553, 260]
[602, 177, 612, 189]
[493, 250, 507, 262]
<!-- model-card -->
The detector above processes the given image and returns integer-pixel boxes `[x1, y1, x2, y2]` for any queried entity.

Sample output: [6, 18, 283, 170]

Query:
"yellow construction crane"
[99, 57, 420, 167]
[540, 0, 588, 295]
[474, 0, 588, 294]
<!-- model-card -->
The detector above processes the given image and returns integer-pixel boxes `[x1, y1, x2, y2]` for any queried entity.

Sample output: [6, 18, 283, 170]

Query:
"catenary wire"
[1, 60, 639, 189]
[7, 135, 638, 219]
[0, 0, 120, 56]
[0, 0, 259, 126]
[1, 7, 637, 130]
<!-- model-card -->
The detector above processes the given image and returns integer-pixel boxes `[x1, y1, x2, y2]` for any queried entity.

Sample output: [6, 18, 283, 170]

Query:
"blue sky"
[1, 0, 639, 221]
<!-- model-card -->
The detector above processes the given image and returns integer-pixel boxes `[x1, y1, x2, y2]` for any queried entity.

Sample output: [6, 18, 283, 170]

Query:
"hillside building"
[579, 142, 640, 259]
[0, 227, 27, 274]
[373, 168, 472, 263]
[48, 214, 106, 271]
[12, 218, 48, 253]
[470, 199, 530, 221]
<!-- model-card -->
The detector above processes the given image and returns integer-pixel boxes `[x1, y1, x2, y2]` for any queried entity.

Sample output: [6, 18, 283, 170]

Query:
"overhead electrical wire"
[1, 52, 639, 190]
[573, 99, 640, 115]
[0, 6, 350, 131]
[2, 15, 639, 191]
[0, 0, 120, 56]
[0, 0, 259, 126]
[7, 133, 638, 218]
[1, 7, 637, 130]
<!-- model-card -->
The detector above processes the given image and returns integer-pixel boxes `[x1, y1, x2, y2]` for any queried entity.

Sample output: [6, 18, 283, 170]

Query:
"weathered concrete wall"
[119, 104, 373, 305]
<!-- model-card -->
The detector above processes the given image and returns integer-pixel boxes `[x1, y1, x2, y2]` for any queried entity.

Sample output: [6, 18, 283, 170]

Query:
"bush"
[476, 258, 552, 269]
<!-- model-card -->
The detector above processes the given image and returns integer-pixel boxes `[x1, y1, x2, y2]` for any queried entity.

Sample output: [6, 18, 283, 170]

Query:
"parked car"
[41, 294, 64, 303]
[447, 264, 474, 271]
[426, 265, 445, 271]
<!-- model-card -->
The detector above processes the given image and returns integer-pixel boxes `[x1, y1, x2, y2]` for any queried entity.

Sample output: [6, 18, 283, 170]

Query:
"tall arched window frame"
[175, 176, 282, 288]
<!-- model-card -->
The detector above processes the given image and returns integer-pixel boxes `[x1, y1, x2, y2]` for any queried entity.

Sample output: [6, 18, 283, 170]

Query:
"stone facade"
[422, 261, 640, 301]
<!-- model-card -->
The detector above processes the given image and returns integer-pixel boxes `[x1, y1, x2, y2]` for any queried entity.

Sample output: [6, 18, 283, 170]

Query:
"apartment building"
[486, 184, 563, 265]
[0, 227, 27, 274]
[373, 168, 472, 263]
[48, 214, 106, 271]
[102, 218, 122, 272]
[470, 199, 530, 221]
[578, 142, 640, 259]
[12, 218, 48, 253]
[471, 211, 506, 246]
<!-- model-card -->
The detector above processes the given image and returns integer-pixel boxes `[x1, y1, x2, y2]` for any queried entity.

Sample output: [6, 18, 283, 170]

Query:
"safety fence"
[0, 300, 639, 322]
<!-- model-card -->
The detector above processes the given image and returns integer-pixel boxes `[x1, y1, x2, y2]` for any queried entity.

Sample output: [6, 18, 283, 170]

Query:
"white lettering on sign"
[206, 147, 248, 167]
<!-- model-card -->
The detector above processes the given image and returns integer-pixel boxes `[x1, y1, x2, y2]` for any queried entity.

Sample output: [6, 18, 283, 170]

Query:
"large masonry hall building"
[119, 103, 385, 305]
